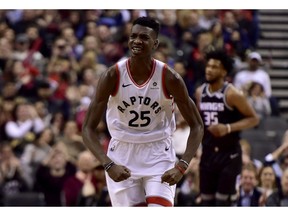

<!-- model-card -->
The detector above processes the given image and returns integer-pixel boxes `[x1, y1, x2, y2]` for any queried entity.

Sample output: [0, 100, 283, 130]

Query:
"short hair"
[241, 162, 257, 176]
[205, 49, 234, 75]
[132, 16, 160, 37]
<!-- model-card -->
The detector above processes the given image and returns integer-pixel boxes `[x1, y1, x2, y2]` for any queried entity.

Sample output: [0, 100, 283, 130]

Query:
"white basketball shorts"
[105, 137, 177, 206]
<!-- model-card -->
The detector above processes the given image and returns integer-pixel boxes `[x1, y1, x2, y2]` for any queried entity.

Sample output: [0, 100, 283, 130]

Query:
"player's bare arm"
[161, 66, 204, 185]
[225, 85, 260, 132]
[195, 85, 203, 110]
[82, 66, 131, 182]
[166, 68, 204, 162]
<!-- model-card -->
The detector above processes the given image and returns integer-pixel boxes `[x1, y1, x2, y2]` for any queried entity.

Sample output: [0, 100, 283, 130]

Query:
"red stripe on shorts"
[146, 196, 173, 207]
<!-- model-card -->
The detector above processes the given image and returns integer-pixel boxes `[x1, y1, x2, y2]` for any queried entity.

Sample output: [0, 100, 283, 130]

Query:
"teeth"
[132, 47, 142, 54]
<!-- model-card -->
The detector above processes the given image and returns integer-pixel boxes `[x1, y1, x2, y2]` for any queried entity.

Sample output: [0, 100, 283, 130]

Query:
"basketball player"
[195, 49, 259, 206]
[82, 16, 204, 207]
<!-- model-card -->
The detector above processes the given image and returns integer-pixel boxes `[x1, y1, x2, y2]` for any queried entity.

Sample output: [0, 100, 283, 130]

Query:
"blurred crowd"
[0, 9, 285, 206]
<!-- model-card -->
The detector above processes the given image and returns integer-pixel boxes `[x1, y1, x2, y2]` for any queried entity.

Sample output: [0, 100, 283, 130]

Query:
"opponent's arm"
[226, 85, 260, 132]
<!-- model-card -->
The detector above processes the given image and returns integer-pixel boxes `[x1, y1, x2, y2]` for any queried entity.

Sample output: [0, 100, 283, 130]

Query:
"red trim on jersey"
[111, 64, 120, 96]
[162, 64, 171, 99]
[126, 58, 156, 88]
[146, 196, 173, 207]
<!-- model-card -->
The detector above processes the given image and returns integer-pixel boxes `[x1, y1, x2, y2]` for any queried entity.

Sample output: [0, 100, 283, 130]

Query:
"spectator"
[7, 60, 40, 102]
[233, 51, 271, 98]
[4, 102, 45, 155]
[221, 11, 250, 57]
[12, 33, 45, 72]
[257, 165, 278, 206]
[62, 150, 99, 206]
[247, 81, 271, 119]
[78, 50, 107, 80]
[236, 163, 262, 206]
[33, 141, 76, 206]
[20, 128, 54, 188]
[49, 111, 66, 137]
[57, 120, 86, 164]
[198, 10, 219, 31]
[0, 97, 15, 142]
[264, 130, 288, 189]
[265, 168, 288, 206]
[240, 138, 263, 171]
[0, 37, 13, 71]
[0, 144, 29, 205]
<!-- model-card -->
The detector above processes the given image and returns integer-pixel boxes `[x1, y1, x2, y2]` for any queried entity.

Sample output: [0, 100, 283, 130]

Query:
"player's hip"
[107, 137, 177, 176]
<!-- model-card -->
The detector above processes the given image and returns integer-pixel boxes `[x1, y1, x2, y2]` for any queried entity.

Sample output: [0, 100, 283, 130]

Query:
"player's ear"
[153, 39, 159, 49]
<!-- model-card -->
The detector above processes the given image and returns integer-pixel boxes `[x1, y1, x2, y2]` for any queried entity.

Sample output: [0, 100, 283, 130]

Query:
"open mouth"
[132, 47, 143, 54]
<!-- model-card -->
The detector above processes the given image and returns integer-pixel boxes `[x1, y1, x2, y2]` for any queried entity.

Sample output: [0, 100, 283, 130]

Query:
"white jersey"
[106, 58, 176, 143]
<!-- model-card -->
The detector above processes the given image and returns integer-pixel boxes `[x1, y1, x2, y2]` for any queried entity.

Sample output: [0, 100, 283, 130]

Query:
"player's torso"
[199, 82, 234, 127]
[106, 58, 175, 143]
[199, 82, 241, 150]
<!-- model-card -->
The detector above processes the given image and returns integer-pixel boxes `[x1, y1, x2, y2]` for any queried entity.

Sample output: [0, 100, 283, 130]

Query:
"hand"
[107, 164, 131, 182]
[259, 192, 267, 206]
[161, 166, 184, 186]
[207, 123, 229, 137]
[20, 74, 32, 84]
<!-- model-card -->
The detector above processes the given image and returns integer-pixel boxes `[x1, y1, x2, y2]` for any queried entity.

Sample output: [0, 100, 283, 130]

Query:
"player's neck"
[130, 56, 153, 65]
[208, 80, 225, 93]
[129, 57, 154, 74]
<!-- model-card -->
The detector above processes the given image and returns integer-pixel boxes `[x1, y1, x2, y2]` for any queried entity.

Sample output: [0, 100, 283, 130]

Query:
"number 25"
[129, 110, 151, 127]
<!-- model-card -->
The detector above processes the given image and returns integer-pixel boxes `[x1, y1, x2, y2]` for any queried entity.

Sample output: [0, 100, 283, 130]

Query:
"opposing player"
[195, 49, 259, 206]
[82, 16, 204, 207]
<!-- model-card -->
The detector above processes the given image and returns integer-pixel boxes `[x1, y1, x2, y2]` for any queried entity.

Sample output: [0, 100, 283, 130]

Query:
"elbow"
[253, 115, 261, 127]
[194, 119, 204, 140]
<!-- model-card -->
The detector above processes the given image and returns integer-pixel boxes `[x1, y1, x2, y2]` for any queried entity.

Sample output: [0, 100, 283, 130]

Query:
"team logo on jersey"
[200, 102, 225, 111]
[150, 82, 159, 89]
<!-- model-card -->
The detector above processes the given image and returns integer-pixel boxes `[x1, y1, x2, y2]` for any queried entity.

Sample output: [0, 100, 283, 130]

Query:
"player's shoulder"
[226, 83, 245, 98]
[163, 63, 181, 82]
[195, 83, 206, 94]
[100, 64, 118, 82]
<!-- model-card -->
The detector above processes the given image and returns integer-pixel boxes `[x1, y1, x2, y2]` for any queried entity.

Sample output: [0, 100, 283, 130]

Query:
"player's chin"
[205, 77, 213, 83]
